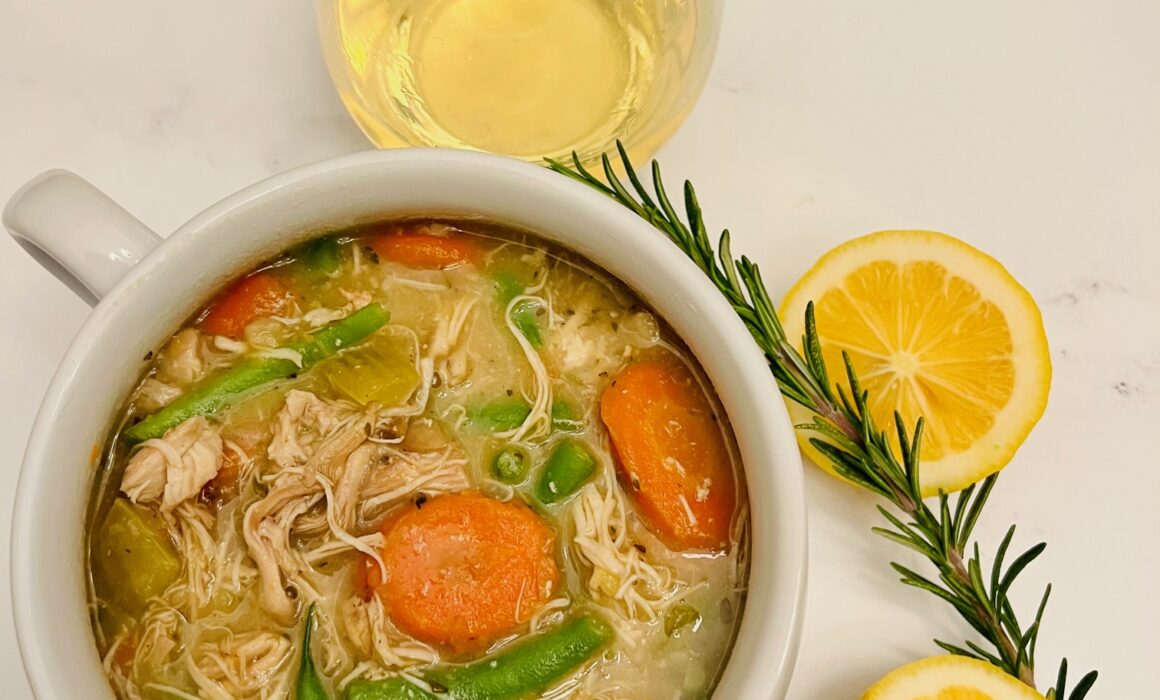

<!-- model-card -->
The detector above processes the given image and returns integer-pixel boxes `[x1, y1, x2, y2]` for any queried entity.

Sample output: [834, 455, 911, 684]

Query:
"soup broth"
[87, 220, 749, 699]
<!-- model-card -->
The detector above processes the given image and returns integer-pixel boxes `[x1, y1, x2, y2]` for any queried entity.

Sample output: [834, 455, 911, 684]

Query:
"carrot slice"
[366, 492, 559, 654]
[369, 227, 482, 269]
[600, 357, 737, 551]
[199, 273, 295, 338]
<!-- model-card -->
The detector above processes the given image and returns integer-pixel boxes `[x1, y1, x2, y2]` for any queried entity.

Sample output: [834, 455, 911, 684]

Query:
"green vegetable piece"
[344, 616, 612, 700]
[323, 335, 420, 406]
[433, 614, 614, 699]
[346, 679, 436, 700]
[291, 303, 390, 365]
[299, 236, 343, 276]
[663, 602, 702, 637]
[470, 397, 531, 432]
[509, 299, 544, 348]
[125, 304, 389, 442]
[92, 499, 180, 613]
[297, 605, 329, 700]
[550, 400, 584, 433]
[535, 440, 597, 505]
[491, 257, 544, 348]
[491, 446, 530, 484]
[492, 269, 527, 306]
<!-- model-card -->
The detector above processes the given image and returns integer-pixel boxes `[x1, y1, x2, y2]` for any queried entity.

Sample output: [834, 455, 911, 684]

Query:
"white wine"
[319, 0, 712, 163]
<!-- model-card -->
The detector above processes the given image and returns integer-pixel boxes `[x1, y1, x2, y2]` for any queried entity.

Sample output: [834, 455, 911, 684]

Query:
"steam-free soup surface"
[87, 220, 749, 700]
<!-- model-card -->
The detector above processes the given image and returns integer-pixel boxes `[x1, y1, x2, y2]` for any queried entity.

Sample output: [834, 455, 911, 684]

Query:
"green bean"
[469, 397, 531, 432]
[346, 615, 613, 700]
[491, 268, 526, 306]
[296, 605, 329, 700]
[125, 303, 388, 442]
[469, 398, 582, 435]
[299, 236, 343, 276]
[292, 303, 390, 364]
[535, 440, 597, 505]
[491, 446, 530, 484]
[434, 615, 613, 699]
[549, 400, 584, 433]
[346, 679, 435, 700]
[489, 259, 543, 348]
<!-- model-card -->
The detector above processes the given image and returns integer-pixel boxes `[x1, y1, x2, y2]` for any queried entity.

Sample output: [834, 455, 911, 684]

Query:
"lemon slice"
[780, 230, 1051, 496]
[861, 656, 1046, 700]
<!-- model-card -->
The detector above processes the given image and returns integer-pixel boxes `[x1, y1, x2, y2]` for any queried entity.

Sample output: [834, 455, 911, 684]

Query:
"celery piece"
[663, 602, 702, 637]
[322, 334, 419, 406]
[92, 499, 180, 613]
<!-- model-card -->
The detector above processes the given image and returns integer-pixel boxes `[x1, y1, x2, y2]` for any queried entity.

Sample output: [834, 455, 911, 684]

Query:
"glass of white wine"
[315, 0, 723, 164]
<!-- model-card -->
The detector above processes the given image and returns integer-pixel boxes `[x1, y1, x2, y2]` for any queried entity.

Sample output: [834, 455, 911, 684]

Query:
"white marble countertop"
[1, 1, 1156, 697]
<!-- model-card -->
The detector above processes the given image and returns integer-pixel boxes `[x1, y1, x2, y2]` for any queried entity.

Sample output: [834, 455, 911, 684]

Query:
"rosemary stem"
[944, 546, 1036, 687]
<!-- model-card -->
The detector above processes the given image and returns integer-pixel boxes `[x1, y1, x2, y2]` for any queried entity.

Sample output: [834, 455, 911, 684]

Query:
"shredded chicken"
[245, 391, 378, 621]
[156, 328, 209, 386]
[243, 317, 290, 349]
[329, 443, 380, 530]
[429, 294, 479, 387]
[268, 390, 360, 470]
[168, 502, 220, 611]
[191, 631, 292, 699]
[133, 606, 183, 680]
[548, 304, 659, 384]
[299, 290, 373, 328]
[341, 596, 437, 669]
[134, 378, 183, 413]
[359, 446, 470, 521]
[242, 482, 322, 623]
[303, 413, 375, 482]
[121, 416, 223, 512]
[571, 479, 682, 621]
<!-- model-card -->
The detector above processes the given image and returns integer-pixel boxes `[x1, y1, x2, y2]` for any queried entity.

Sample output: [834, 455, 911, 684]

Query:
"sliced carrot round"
[601, 357, 737, 551]
[369, 227, 482, 269]
[199, 272, 295, 338]
[367, 492, 558, 654]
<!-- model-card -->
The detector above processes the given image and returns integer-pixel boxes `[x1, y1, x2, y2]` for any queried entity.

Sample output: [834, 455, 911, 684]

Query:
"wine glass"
[315, 0, 724, 164]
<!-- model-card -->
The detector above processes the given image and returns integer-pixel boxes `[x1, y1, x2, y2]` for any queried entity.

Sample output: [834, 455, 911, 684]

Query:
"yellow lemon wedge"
[780, 230, 1051, 496]
[860, 656, 1047, 700]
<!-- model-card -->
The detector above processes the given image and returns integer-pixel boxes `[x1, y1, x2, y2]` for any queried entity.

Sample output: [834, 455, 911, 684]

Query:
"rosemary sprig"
[547, 144, 1097, 699]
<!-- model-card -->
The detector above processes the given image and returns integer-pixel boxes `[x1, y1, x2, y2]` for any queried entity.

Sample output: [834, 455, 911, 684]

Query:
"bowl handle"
[3, 170, 162, 306]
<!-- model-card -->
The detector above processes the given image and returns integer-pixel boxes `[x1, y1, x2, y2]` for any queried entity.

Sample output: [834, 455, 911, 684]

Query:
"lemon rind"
[860, 655, 1047, 699]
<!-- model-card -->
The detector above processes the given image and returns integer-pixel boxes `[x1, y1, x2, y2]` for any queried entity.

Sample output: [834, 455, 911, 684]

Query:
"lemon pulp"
[780, 231, 1051, 495]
